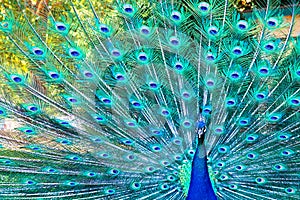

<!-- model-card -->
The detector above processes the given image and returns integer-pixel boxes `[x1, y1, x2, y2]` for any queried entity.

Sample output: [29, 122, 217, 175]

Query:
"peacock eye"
[170, 37, 180, 46]
[33, 47, 44, 56]
[111, 49, 121, 57]
[182, 92, 190, 98]
[138, 52, 148, 61]
[28, 105, 38, 111]
[206, 53, 215, 61]
[131, 101, 141, 107]
[264, 43, 274, 51]
[68, 97, 77, 103]
[218, 146, 229, 153]
[230, 72, 240, 79]
[267, 17, 278, 27]
[285, 187, 296, 194]
[208, 26, 218, 35]
[105, 188, 115, 194]
[290, 98, 300, 105]
[115, 73, 125, 81]
[171, 11, 181, 21]
[55, 22, 67, 31]
[198, 2, 210, 12]
[229, 184, 238, 189]
[226, 99, 236, 106]
[149, 81, 158, 88]
[255, 177, 266, 184]
[1, 22, 9, 28]
[237, 20, 248, 30]
[48, 72, 60, 79]
[232, 46, 243, 55]
[259, 67, 269, 74]
[101, 98, 111, 104]
[256, 93, 266, 99]
[175, 62, 183, 70]
[140, 25, 150, 35]
[123, 4, 134, 13]
[100, 24, 110, 33]
[151, 144, 162, 152]
[69, 49, 80, 57]
[11, 75, 22, 83]
[206, 79, 215, 86]
[183, 120, 192, 127]
[84, 71, 93, 78]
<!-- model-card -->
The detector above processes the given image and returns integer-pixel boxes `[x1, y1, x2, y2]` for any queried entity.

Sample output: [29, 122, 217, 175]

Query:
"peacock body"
[0, 0, 299, 199]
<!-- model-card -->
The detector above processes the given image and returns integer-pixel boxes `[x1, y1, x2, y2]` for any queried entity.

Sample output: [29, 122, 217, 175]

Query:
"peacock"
[0, 0, 299, 199]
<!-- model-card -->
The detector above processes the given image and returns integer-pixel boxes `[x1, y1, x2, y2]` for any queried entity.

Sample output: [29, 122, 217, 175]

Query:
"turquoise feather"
[0, 0, 299, 199]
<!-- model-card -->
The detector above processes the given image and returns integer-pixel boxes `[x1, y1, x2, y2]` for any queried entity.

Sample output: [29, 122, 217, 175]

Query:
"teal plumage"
[0, 0, 299, 199]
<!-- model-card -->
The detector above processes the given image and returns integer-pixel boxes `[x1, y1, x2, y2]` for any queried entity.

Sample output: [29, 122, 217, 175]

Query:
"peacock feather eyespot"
[268, 113, 282, 122]
[218, 145, 230, 153]
[84, 71, 94, 78]
[206, 79, 215, 87]
[138, 52, 148, 62]
[169, 36, 180, 46]
[256, 92, 266, 100]
[239, 118, 249, 126]
[235, 165, 245, 171]
[203, 106, 212, 115]
[219, 174, 229, 180]
[247, 152, 258, 159]
[122, 139, 134, 146]
[55, 22, 67, 32]
[32, 47, 45, 56]
[214, 126, 224, 135]
[140, 25, 150, 35]
[130, 182, 141, 190]
[151, 129, 163, 136]
[123, 4, 134, 14]
[229, 184, 238, 190]
[115, 73, 126, 81]
[105, 188, 115, 195]
[173, 138, 182, 145]
[226, 98, 236, 107]
[161, 160, 170, 166]
[101, 97, 112, 105]
[160, 108, 170, 117]
[266, 17, 278, 28]
[216, 161, 225, 168]
[69, 48, 81, 57]
[198, 2, 210, 13]
[281, 149, 294, 156]
[26, 180, 36, 185]
[145, 166, 156, 173]
[289, 98, 300, 106]
[263, 42, 275, 52]
[151, 144, 162, 152]
[48, 71, 60, 79]
[131, 100, 142, 108]
[273, 163, 287, 171]
[208, 26, 219, 36]
[255, 177, 267, 184]
[126, 121, 137, 127]
[237, 20, 248, 31]
[171, 11, 181, 21]
[206, 53, 216, 61]
[160, 183, 170, 190]
[246, 134, 258, 142]
[277, 132, 291, 141]
[174, 154, 183, 162]
[100, 24, 110, 33]
[285, 187, 296, 194]
[111, 49, 121, 57]
[167, 175, 177, 182]
[232, 46, 243, 55]
[230, 72, 240, 79]
[108, 168, 120, 176]
[10, 75, 23, 83]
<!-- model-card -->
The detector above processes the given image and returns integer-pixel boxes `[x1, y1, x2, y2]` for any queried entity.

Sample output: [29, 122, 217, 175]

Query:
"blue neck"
[187, 144, 217, 200]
